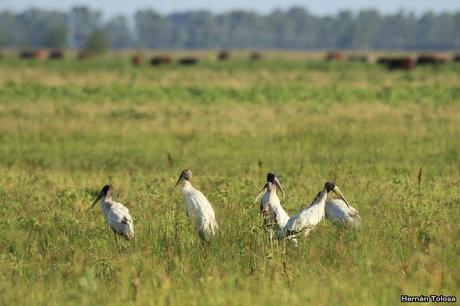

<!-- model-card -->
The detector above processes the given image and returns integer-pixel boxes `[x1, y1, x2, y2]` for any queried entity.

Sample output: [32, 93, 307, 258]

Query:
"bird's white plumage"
[325, 199, 361, 229]
[260, 187, 290, 229]
[261, 185, 298, 246]
[179, 181, 218, 242]
[259, 190, 270, 214]
[277, 189, 328, 239]
[99, 199, 134, 240]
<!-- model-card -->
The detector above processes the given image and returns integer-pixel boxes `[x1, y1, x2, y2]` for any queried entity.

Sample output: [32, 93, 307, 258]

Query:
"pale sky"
[1, 0, 459, 17]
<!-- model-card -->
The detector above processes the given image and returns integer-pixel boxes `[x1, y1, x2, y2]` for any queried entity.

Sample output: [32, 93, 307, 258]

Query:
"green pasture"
[0, 54, 459, 305]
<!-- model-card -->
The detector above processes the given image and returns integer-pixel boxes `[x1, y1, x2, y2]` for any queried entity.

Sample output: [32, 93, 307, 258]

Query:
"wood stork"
[256, 173, 297, 246]
[257, 172, 285, 215]
[277, 181, 349, 239]
[325, 198, 361, 229]
[91, 184, 134, 242]
[172, 169, 219, 242]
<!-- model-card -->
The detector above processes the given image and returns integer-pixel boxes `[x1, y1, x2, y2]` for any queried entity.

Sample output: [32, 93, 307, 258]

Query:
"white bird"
[277, 181, 350, 239]
[92, 184, 134, 242]
[325, 199, 361, 229]
[172, 169, 218, 242]
[256, 173, 289, 227]
[257, 172, 286, 217]
[256, 173, 297, 246]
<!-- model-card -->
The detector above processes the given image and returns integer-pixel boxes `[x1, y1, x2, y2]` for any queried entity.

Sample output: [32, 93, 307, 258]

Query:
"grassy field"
[0, 52, 459, 305]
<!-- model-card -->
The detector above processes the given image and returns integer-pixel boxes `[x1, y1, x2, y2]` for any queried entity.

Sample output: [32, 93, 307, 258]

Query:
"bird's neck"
[180, 180, 194, 194]
[100, 196, 112, 206]
[269, 192, 284, 210]
[310, 189, 328, 208]
[318, 189, 328, 206]
[268, 189, 278, 200]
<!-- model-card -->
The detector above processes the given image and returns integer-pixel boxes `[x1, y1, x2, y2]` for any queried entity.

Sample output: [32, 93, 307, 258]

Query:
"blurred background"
[0, 0, 460, 51]
[1, 2, 460, 306]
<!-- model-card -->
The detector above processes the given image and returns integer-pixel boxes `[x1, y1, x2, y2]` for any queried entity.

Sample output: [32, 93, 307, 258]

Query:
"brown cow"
[326, 51, 345, 61]
[19, 50, 33, 59]
[378, 57, 415, 71]
[250, 51, 262, 60]
[131, 54, 144, 66]
[150, 56, 172, 66]
[34, 50, 46, 59]
[48, 49, 64, 59]
[218, 50, 231, 61]
[19, 50, 46, 59]
[178, 57, 198, 65]
[416, 54, 447, 65]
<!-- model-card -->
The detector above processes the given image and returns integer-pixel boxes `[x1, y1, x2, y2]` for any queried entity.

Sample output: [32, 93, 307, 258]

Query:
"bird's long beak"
[172, 175, 183, 194]
[92, 192, 104, 208]
[255, 183, 268, 202]
[273, 177, 285, 197]
[333, 186, 350, 208]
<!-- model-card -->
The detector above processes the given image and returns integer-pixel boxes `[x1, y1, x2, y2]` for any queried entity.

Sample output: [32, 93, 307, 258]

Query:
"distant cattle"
[178, 57, 199, 65]
[348, 55, 368, 62]
[250, 51, 262, 60]
[453, 54, 460, 62]
[326, 51, 345, 61]
[377, 57, 415, 71]
[218, 50, 231, 61]
[150, 56, 172, 66]
[48, 50, 64, 59]
[78, 50, 95, 60]
[131, 54, 144, 66]
[416, 54, 447, 65]
[19, 50, 46, 59]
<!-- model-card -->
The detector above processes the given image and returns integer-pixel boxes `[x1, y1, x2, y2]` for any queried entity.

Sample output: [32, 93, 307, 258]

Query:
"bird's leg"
[281, 239, 286, 255]
[337, 228, 345, 241]
[132, 236, 136, 251]
[185, 211, 193, 226]
[112, 229, 119, 248]
[269, 228, 274, 252]
[261, 217, 269, 231]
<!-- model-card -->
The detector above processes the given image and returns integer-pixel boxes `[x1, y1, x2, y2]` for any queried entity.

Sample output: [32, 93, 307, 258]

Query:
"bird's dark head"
[92, 184, 113, 208]
[266, 172, 284, 196]
[181, 169, 192, 181]
[172, 169, 192, 193]
[101, 184, 113, 195]
[324, 181, 336, 193]
[324, 181, 351, 208]
[256, 172, 285, 201]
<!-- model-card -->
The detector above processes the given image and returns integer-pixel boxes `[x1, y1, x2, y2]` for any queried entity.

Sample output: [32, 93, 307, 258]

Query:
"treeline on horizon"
[0, 6, 460, 50]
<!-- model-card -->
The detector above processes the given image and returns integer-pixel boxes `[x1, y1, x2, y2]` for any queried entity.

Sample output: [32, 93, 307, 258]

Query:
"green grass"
[0, 55, 459, 305]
